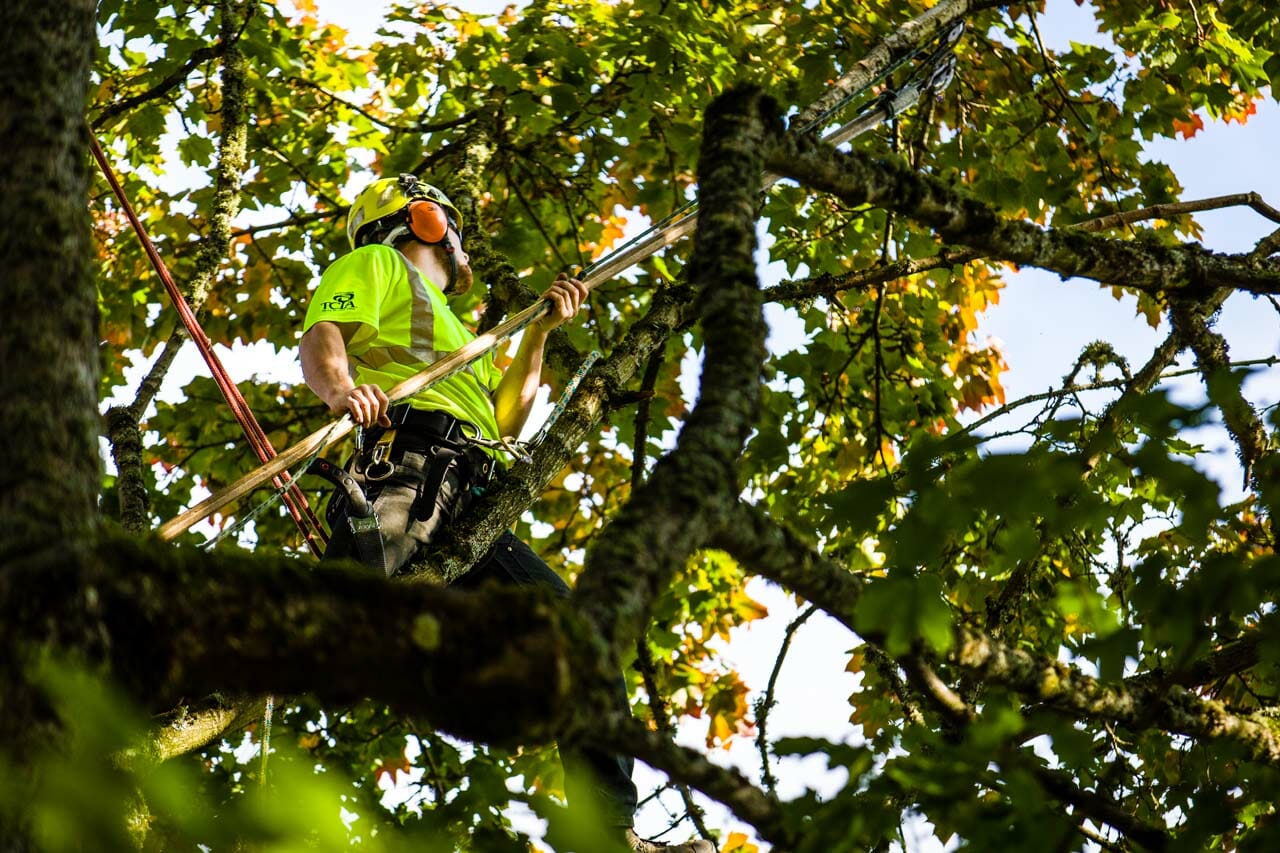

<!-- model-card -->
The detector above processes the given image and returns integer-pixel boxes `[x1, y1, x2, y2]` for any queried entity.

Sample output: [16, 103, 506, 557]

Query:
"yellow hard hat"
[346, 174, 463, 250]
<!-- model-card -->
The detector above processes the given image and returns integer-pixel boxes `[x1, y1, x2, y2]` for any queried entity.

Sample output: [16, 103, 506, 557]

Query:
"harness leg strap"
[414, 445, 463, 521]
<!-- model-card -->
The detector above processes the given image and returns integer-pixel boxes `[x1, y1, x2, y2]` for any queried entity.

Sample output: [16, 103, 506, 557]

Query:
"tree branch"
[411, 282, 696, 584]
[793, 0, 1008, 129]
[955, 628, 1280, 767]
[1169, 300, 1272, 487]
[186, 0, 251, 310]
[575, 86, 778, 658]
[1073, 192, 1280, 234]
[1022, 759, 1169, 851]
[763, 248, 980, 303]
[590, 714, 795, 849]
[985, 289, 1231, 638]
[765, 137, 1280, 296]
[755, 604, 817, 795]
[6, 533, 579, 747]
[105, 406, 151, 533]
[714, 501, 1280, 769]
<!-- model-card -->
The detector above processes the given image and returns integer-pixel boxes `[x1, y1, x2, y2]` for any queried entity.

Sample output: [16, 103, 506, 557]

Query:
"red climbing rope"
[91, 135, 328, 556]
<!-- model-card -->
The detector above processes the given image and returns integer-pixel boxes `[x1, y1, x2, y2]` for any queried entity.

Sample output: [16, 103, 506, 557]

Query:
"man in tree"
[300, 174, 716, 853]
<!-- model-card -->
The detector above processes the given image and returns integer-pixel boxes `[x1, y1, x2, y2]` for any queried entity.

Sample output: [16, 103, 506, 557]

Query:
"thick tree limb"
[765, 137, 1280, 296]
[955, 629, 1280, 767]
[0, 0, 100, 563]
[120, 698, 263, 770]
[575, 87, 778, 658]
[2, 534, 577, 747]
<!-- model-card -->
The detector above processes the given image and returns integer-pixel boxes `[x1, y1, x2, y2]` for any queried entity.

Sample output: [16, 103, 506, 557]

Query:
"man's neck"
[397, 240, 451, 291]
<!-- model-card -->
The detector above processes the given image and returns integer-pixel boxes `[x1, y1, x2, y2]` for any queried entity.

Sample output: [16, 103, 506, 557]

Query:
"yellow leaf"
[723, 832, 759, 852]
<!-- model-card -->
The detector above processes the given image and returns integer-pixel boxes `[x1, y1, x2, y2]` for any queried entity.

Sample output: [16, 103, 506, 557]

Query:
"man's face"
[441, 226, 474, 296]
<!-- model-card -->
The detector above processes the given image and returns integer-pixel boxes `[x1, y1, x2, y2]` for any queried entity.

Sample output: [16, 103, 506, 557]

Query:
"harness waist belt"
[374, 406, 496, 485]
[387, 405, 476, 441]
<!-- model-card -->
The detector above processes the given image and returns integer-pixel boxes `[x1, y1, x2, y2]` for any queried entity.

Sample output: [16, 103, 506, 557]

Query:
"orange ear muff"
[406, 200, 450, 244]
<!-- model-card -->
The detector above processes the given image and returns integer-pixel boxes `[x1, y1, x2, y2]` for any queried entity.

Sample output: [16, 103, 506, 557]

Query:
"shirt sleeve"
[481, 353, 503, 394]
[302, 246, 396, 352]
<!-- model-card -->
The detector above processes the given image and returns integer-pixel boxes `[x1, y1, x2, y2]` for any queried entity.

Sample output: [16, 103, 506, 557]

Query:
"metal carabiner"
[364, 429, 397, 481]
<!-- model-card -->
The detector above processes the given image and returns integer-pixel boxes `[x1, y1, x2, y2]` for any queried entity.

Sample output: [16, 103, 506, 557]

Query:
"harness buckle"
[364, 428, 397, 481]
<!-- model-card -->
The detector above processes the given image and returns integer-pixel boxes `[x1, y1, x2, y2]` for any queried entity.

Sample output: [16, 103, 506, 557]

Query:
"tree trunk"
[0, 0, 100, 845]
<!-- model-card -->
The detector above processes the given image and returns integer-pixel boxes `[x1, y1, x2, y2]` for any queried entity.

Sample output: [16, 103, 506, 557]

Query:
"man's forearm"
[301, 322, 390, 427]
[493, 325, 548, 438]
[300, 323, 356, 409]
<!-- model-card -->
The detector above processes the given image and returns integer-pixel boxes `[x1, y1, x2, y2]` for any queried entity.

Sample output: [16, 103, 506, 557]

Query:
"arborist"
[300, 174, 716, 853]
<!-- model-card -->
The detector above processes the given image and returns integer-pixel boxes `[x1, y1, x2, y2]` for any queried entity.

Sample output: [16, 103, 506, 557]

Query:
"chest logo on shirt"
[321, 292, 357, 311]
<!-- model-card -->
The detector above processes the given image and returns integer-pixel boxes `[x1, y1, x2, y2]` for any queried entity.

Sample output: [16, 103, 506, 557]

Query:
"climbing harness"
[154, 12, 967, 543]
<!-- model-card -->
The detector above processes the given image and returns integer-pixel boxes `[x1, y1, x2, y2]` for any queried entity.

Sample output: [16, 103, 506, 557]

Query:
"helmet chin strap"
[439, 239, 460, 295]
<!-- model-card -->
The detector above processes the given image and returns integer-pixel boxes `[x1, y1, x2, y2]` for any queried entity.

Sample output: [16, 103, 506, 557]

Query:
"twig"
[901, 655, 972, 723]
[948, 355, 1280, 447]
[1169, 299, 1272, 487]
[1023, 761, 1169, 851]
[91, 1, 254, 134]
[756, 604, 817, 795]
[1074, 192, 1280, 233]
[763, 247, 979, 303]
[634, 633, 712, 839]
[630, 347, 667, 491]
[288, 76, 477, 135]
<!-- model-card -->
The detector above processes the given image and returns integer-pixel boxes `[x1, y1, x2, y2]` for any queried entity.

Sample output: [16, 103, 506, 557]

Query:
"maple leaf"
[1224, 99, 1258, 126]
[1172, 113, 1204, 139]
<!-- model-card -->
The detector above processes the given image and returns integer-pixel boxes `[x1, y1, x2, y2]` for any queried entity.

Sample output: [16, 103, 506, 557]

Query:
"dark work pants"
[324, 437, 639, 827]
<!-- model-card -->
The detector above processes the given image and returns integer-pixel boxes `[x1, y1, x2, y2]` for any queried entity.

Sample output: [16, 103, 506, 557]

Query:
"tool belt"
[309, 407, 497, 572]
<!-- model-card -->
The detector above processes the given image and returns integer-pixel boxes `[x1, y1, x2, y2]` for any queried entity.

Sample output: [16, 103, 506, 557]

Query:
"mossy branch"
[765, 138, 1280, 296]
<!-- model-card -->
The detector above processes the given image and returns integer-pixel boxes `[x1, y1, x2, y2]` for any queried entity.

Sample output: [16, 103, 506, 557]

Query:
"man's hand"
[328, 383, 391, 428]
[531, 272, 590, 334]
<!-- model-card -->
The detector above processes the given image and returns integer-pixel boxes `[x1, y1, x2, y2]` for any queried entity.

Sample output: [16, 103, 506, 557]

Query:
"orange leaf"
[1171, 113, 1204, 139]
[1224, 98, 1258, 126]
[723, 832, 760, 852]
[374, 751, 413, 786]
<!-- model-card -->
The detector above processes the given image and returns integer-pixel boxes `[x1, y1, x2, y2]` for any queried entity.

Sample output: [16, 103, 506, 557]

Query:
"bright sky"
[119, 1, 1280, 850]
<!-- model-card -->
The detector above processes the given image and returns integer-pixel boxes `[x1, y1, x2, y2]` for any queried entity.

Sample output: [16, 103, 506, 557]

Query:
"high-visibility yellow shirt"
[303, 244, 504, 445]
